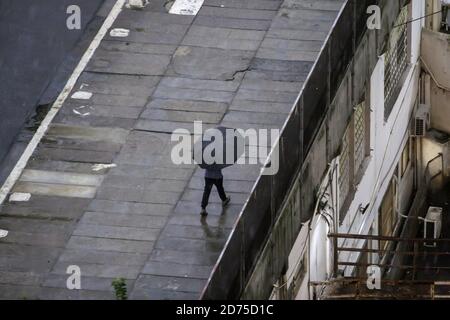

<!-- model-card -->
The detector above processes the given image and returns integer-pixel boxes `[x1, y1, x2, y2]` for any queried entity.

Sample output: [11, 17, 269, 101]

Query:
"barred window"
[339, 99, 370, 222]
[354, 102, 366, 172]
[384, 5, 409, 117]
[400, 139, 410, 177]
[339, 126, 351, 210]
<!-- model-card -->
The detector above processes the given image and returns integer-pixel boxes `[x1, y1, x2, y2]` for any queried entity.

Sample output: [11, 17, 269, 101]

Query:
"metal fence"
[311, 278, 450, 300]
[201, 0, 379, 300]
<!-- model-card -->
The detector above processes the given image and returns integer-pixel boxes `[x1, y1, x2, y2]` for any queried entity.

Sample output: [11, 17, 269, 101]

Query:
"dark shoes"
[201, 197, 230, 217]
[222, 196, 231, 207]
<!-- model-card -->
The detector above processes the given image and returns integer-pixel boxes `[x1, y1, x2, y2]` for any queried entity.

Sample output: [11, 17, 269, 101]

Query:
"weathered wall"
[430, 81, 450, 135]
[242, 0, 422, 298]
[421, 28, 450, 134]
[421, 29, 450, 88]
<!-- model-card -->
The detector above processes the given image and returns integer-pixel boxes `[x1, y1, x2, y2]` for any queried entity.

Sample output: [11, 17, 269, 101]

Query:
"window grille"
[384, 5, 409, 116]
[354, 102, 366, 172]
[339, 127, 351, 210]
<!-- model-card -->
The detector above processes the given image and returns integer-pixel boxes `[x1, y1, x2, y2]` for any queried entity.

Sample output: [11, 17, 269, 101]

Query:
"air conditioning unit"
[422, 206, 443, 248]
[411, 104, 430, 137]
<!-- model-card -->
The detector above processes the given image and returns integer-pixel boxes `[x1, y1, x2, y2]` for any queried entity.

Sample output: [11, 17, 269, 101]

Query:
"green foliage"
[112, 278, 128, 300]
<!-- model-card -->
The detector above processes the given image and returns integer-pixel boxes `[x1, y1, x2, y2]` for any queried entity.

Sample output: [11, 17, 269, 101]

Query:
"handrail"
[310, 278, 450, 299]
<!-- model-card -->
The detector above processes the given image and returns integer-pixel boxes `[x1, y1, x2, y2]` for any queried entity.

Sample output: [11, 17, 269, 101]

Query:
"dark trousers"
[201, 178, 227, 209]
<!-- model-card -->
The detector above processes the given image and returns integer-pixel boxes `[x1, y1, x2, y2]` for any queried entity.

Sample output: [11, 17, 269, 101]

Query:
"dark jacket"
[205, 168, 223, 179]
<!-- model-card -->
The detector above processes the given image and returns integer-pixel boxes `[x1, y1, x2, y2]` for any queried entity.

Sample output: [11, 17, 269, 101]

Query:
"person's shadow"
[200, 207, 228, 240]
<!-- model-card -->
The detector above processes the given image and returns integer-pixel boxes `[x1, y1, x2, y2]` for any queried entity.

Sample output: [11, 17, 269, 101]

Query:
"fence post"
[412, 241, 418, 280]
[333, 236, 339, 277]
[431, 283, 435, 300]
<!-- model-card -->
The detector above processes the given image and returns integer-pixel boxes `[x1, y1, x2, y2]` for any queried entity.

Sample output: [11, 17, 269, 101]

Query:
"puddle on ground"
[24, 103, 52, 134]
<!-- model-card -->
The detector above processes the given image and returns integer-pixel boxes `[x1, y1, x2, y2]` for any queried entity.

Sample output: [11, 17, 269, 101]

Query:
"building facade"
[203, 0, 450, 300]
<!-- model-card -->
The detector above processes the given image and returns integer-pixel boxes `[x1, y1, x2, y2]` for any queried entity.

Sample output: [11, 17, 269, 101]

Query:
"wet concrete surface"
[0, 0, 109, 183]
[0, 0, 344, 299]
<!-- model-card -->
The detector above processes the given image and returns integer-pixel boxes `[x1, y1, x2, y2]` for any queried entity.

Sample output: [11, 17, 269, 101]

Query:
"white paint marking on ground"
[0, 229, 8, 238]
[73, 105, 93, 117]
[14, 182, 97, 199]
[9, 192, 31, 202]
[92, 163, 117, 172]
[0, 0, 126, 205]
[19, 169, 104, 187]
[169, 0, 205, 15]
[109, 28, 130, 37]
[125, 0, 148, 9]
[71, 91, 93, 100]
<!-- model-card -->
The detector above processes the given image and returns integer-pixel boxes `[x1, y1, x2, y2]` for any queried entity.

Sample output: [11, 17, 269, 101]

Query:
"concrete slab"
[46, 124, 129, 144]
[168, 46, 253, 80]
[141, 261, 212, 279]
[13, 182, 97, 199]
[19, 170, 104, 187]
[141, 108, 223, 124]
[57, 248, 148, 266]
[80, 211, 167, 228]
[108, 164, 193, 180]
[87, 199, 173, 215]
[131, 274, 206, 293]
[34, 146, 117, 164]
[87, 51, 171, 75]
[43, 273, 134, 293]
[73, 224, 160, 241]
[163, 223, 230, 240]
[204, 0, 281, 10]
[51, 261, 142, 279]
[194, 15, 272, 30]
[66, 236, 154, 254]
[99, 40, 178, 55]
[152, 86, 235, 103]
[0, 271, 42, 286]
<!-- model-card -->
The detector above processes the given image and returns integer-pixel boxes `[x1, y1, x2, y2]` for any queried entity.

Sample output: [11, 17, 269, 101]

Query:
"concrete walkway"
[0, 0, 344, 299]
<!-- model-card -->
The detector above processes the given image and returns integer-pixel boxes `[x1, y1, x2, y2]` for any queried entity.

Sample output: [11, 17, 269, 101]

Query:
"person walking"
[200, 168, 231, 217]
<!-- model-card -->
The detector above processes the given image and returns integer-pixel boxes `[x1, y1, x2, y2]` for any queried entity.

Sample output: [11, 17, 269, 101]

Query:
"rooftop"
[0, 0, 344, 299]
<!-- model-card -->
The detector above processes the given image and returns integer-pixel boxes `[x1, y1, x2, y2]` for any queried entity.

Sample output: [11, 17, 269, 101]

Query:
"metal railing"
[310, 278, 450, 299]
[331, 233, 450, 277]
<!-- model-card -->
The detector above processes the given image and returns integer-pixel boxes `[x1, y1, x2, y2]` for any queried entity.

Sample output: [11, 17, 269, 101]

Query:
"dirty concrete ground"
[0, 0, 344, 299]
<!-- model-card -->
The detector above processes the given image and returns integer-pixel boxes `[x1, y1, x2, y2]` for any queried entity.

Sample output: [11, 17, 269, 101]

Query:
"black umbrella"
[193, 126, 245, 170]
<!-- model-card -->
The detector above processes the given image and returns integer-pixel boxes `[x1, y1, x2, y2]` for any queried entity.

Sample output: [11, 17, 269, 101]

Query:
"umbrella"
[193, 126, 245, 170]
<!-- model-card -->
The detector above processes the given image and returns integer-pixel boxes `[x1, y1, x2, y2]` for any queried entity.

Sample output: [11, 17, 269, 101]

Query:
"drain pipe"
[307, 161, 338, 299]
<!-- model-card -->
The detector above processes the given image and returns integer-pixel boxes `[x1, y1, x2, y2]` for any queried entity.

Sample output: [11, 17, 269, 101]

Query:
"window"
[354, 102, 367, 172]
[384, 4, 409, 117]
[339, 126, 351, 211]
[379, 179, 398, 251]
[338, 100, 370, 221]
[400, 139, 410, 177]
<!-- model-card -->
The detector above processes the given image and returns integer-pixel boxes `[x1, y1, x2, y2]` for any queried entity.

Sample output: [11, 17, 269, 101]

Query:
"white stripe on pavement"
[169, 0, 205, 15]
